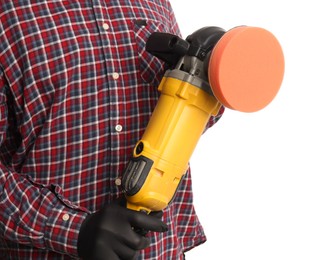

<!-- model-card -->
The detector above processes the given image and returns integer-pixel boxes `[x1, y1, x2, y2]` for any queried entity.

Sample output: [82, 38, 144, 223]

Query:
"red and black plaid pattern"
[0, 1, 223, 259]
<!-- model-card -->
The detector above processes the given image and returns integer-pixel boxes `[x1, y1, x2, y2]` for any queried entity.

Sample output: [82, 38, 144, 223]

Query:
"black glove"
[77, 202, 168, 260]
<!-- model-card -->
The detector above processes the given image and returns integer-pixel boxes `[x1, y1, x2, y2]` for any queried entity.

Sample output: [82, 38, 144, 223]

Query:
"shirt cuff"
[44, 204, 89, 257]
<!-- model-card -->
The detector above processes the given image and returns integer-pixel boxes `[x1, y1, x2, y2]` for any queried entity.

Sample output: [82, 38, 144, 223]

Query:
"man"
[0, 1, 223, 259]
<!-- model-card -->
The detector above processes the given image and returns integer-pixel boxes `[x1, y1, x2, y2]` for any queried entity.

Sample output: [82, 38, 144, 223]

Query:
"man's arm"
[0, 71, 89, 257]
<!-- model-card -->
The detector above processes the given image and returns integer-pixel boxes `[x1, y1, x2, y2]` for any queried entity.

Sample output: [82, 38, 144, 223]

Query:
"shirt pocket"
[131, 19, 168, 85]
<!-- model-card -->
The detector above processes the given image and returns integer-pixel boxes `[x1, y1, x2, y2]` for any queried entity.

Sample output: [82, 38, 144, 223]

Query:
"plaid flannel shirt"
[0, 1, 224, 259]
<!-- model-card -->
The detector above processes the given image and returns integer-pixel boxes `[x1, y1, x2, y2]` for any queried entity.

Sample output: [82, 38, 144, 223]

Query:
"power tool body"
[122, 26, 284, 213]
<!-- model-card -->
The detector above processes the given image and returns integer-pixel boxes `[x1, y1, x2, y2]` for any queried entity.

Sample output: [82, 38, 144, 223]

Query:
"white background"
[169, 1, 309, 259]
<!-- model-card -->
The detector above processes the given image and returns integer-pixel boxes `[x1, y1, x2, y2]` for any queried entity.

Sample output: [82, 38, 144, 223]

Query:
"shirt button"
[115, 178, 122, 186]
[103, 23, 110, 30]
[62, 213, 70, 221]
[112, 72, 120, 80]
[115, 124, 123, 132]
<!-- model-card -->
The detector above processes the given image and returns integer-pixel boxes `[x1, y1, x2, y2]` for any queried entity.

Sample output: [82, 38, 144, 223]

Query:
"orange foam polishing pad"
[208, 26, 285, 112]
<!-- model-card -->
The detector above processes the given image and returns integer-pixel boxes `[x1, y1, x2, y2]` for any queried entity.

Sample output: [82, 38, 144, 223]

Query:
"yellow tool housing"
[123, 70, 221, 213]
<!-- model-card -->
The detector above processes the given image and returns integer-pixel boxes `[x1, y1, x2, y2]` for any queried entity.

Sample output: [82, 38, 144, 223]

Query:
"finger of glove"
[115, 238, 144, 259]
[126, 209, 168, 233]
[91, 231, 139, 260]
[98, 217, 151, 251]
[92, 250, 119, 260]
[92, 241, 119, 260]
[123, 231, 151, 250]
[149, 210, 164, 219]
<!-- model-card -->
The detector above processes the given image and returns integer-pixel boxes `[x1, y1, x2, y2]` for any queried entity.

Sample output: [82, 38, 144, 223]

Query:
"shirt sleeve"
[205, 105, 225, 130]
[166, 1, 182, 37]
[0, 72, 89, 257]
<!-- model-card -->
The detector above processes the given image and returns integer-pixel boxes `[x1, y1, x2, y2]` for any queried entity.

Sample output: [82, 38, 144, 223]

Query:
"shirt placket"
[91, 1, 125, 198]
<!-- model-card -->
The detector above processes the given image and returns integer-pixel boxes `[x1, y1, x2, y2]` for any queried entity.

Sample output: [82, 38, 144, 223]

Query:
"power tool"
[122, 26, 285, 213]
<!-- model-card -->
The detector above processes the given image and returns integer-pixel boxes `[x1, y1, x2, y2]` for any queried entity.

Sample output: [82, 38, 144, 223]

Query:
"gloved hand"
[77, 201, 168, 260]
